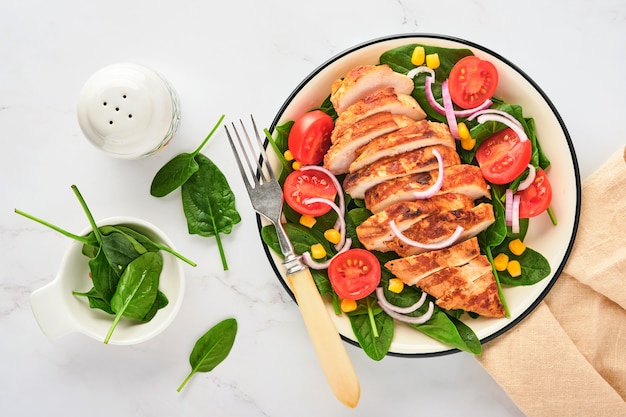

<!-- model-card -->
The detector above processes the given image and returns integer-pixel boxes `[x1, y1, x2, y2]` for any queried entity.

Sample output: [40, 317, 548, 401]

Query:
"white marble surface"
[1, 1, 624, 416]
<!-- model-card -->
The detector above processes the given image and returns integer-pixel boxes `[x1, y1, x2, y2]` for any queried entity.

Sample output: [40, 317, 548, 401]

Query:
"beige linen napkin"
[477, 147, 626, 417]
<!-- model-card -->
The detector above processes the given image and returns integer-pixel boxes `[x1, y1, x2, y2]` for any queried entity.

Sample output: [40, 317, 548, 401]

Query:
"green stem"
[263, 128, 291, 175]
[14, 208, 92, 245]
[104, 311, 123, 344]
[177, 371, 195, 392]
[215, 233, 228, 271]
[192, 114, 225, 157]
[154, 244, 197, 267]
[71, 185, 103, 246]
[547, 206, 558, 226]
[485, 246, 510, 317]
[367, 298, 379, 338]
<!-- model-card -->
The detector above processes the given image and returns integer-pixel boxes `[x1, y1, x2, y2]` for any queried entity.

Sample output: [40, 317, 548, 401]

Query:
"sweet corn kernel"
[340, 298, 357, 313]
[461, 137, 476, 151]
[299, 215, 316, 228]
[493, 253, 509, 271]
[324, 228, 341, 245]
[508, 238, 527, 256]
[457, 122, 471, 141]
[284, 149, 294, 161]
[292, 160, 302, 170]
[310, 243, 326, 259]
[426, 53, 440, 69]
[411, 46, 426, 66]
[507, 260, 522, 277]
[388, 278, 404, 294]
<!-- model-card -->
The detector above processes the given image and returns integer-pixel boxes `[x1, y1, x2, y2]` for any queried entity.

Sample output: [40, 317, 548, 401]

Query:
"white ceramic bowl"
[30, 217, 186, 345]
[264, 34, 581, 356]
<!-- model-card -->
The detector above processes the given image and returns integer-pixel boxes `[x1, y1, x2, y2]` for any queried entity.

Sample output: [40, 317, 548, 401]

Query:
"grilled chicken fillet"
[356, 194, 475, 252]
[330, 64, 415, 114]
[349, 120, 455, 172]
[323, 112, 414, 175]
[364, 164, 490, 213]
[331, 88, 426, 143]
[343, 145, 461, 199]
[384, 202, 495, 257]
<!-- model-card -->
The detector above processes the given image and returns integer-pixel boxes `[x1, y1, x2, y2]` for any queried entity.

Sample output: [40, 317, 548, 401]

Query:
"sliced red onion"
[375, 287, 427, 314]
[475, 113, 528, 142]
[441, 80, 459, 138]
[389, 220, 464, 250]
[505, 188, 513, 226]
[301, 238, 353, 270]
[303, 197, 346, 250]
[407, 65, 435, 80]
[375, 287, 434, 324]
[517, 164, 536, 191]
[424, 76, 492, 117]
[300, 165, 345, 230]
[466, 109, 523, 129]
[413, 149, 444, 199]
[512, 194, 521, 234]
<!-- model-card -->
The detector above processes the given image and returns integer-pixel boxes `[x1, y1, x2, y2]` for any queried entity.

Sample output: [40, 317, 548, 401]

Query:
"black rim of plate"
[258, 32, 582, 357]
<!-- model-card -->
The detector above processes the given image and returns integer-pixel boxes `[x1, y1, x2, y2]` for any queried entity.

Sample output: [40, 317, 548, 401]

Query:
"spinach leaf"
[411, 310, 481, 354]
[139, 290, 169, 322]
[72, 287, 115, 315]
[150, 114, 225, 197]
[182, 153, 241, 270]
[348, 303, 394, 361]
[113, 225, 197, 267]
[493, 238, 551, 286]
[177, 318, 238, 392]
[261, 222, 333, 258]
[105, 251, 163, 344]
[88, 248, 121, 304]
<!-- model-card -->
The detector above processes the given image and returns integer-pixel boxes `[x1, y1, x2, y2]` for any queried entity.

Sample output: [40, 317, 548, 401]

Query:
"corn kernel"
[493, 253, 509, 271]
[299, 215, 316, 228]
[508, 238, 527, 256]
[324, 228, 341, 245]
[340, 298, 357, 313]
[411, 46, 425, 66]
[457, 122, 471, 141]
[388, 278, 404, 294]
[310, 243, 326, 259]
[507, 260, 522, 277]
[292, 160, 302, 170]
[284, 149, 294, 161]
[461, 137, 476, 151]
[426, 53, 440, 69]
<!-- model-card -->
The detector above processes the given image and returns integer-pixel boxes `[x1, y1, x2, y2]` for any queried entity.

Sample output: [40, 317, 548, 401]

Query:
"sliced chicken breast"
[384, 202, 495, 257]
[356, 194, 475, 252]
[349, 120, 455, 172]
[331, 88, 426, 143]
[364, 164, 491, 213]
[385, 237, 482, 286]
[323, 113, 414, 175]
[342, 145, 461, 199]
[330, 64, 415, 114]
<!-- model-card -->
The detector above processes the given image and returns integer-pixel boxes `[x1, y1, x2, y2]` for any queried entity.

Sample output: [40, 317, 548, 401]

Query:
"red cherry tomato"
[287, 110, 334, 165]
[518, 168, 553, 218]
[328, 249, 381, 301]
[475, 128, 532, 185]
[448, 56, 499, 109]
[283, 169, 337, 217]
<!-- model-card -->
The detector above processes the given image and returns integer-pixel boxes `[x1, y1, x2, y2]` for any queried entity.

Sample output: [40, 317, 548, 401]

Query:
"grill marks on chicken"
[324, 64, 503, 319]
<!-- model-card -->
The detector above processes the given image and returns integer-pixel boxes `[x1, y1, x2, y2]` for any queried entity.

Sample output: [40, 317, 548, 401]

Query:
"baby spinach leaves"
[15, 184, 194, 343]
[177, 318, 238, 392]
[150, 114, 241, 270]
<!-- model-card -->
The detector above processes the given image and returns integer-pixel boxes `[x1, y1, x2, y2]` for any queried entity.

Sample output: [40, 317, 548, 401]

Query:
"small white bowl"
[30, 217, 185, 345]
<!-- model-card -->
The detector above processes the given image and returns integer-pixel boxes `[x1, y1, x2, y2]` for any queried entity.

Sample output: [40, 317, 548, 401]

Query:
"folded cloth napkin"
[477, 147, 626, 417]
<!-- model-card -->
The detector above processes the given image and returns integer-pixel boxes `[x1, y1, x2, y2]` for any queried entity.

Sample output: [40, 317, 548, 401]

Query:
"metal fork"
[225, 116, 360, 408]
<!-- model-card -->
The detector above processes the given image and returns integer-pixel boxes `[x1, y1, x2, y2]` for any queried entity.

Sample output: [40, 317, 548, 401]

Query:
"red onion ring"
[475, 113, 528, 142]
[466, 108, 523, 129]
[300, 165, 345, 230]
[512, 194, 521, 234]
[413, 148, 444, 199]
[505, 188, 513, 226]
[441, 80, 459, 138]
[517, 164, 536, 191]
[389, 220, 464, 250]
[303, 197, 346, 250]
[424, 76, 492, 117]
[300, 238, 353, 270]
[375, 287, 427, 314]
[407, 65, 435, 80]
[375, 287, 434, 324]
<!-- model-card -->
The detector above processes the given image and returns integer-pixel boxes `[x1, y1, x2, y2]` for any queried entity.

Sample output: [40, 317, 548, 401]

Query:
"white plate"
[262, 34, 581, 356]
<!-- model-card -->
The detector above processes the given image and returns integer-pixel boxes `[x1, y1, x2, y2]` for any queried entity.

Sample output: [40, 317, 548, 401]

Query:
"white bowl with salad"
[261, 33, 580, 357]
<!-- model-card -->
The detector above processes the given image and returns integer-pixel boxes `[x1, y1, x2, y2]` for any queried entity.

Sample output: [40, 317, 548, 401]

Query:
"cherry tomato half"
[518, 168, 552, 218]
[288, 110, 334, 165]
[328, 249, 381, 301]
[283, 169, 337, 217]
[475, 128, 532, 185]
[448, 56, 499, 109]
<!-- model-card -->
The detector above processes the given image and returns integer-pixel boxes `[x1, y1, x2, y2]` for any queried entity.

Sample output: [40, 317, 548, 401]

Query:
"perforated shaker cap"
[77, 63, 180, 159]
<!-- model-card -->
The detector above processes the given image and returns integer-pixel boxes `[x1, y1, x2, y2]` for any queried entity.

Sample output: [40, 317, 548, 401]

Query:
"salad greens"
[15, 185, 194, 343]
[150, 115, 242, 270]
[177, 318, 238, 392]
[261, 43, 554, 359]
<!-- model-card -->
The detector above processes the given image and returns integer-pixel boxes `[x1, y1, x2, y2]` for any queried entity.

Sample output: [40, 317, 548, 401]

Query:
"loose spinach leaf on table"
[182, 152, 241, 270]
[177, 318, 238, 392]
[105, 251, 163, 344]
